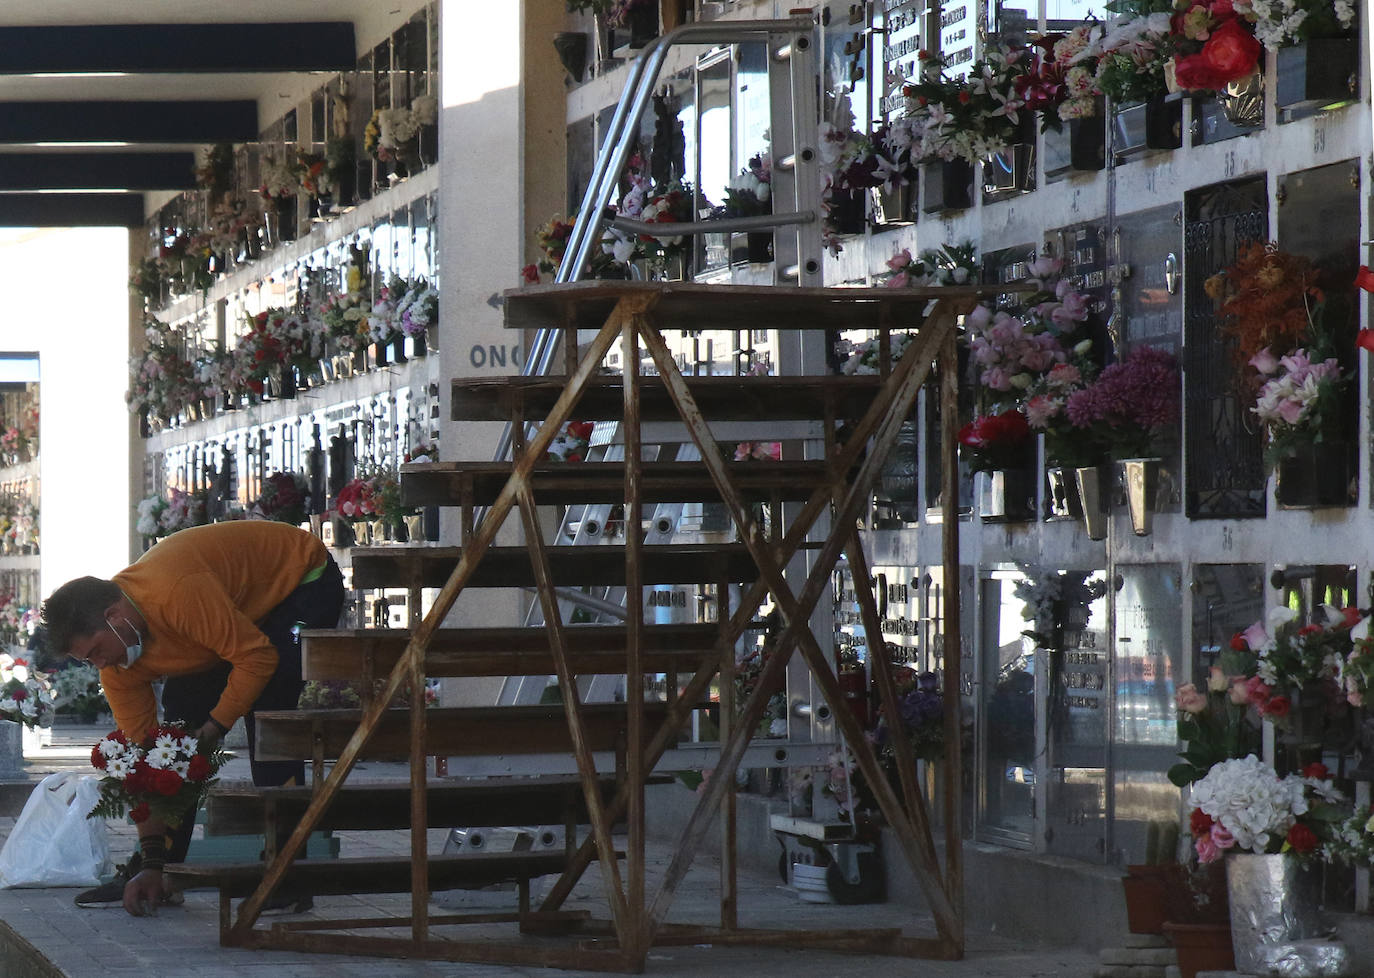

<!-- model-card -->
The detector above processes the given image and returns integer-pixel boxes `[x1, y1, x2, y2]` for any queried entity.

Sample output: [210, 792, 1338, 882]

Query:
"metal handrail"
[491, 17, 815, 472]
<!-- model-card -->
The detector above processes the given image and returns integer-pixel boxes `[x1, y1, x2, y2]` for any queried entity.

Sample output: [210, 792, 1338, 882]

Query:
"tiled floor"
[0, 723, 1098, 977]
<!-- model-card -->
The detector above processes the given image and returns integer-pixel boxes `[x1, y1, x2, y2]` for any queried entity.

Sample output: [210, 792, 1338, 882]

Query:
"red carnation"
[155, 769, 184, 796]
[1302, 762, 1330, 780]
[1298, 624, 1322, 637]
[187, 754, 211, 782]
[130, 802, 151, 823]
[11, 688, 26, 701]
[520, 263, 540, 285]
[1229, 632, 1247, 652]
[1261, 695, 1291, 719]
[1189, 807, 1214, 837]
[90, 745, 107, 770]
[1286, 822, 1318, 853]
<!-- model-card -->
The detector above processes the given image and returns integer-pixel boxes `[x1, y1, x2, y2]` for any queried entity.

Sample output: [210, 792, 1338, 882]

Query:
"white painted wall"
[0, 227, 132, 598]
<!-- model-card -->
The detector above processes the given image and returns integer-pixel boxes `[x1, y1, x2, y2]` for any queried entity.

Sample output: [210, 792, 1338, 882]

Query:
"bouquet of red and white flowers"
[87, 723, 227, 828]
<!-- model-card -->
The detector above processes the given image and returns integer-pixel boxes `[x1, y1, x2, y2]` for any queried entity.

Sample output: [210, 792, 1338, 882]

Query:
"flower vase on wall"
[1276, 35, 1358, 108]
[408, 330, 428, 358]
[390, 335, 408, 365]
[828, 188, 867, 235]
[1121, 458, 1160, 536]
[1045, 466, 1084, 519]
[624, 1, 658, 48]
[1275, 440, 1349, 508]
[1073, 465, 1109, 540]
[975, 468, 1034, 522]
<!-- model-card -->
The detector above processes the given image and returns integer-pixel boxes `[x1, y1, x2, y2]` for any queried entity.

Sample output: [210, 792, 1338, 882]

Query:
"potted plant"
[1064, 345, 1180, 535]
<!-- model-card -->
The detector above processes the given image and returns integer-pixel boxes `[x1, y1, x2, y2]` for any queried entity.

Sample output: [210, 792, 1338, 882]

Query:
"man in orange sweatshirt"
[41, 520, 344, 916]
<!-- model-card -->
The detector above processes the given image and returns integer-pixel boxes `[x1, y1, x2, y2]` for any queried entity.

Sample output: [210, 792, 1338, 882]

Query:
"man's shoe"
[74, 853, 141, 908]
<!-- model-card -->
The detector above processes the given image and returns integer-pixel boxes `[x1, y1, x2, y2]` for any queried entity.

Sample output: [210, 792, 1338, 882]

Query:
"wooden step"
[166, 851, 571, 898]
[204, 774, 658, 837]
[253, 703, 677, 763]
[501, 280, 985, 333]
[398, 460, 837, 508]
[451, 374, 884, 423]
[349, 543, 757, 589]
[301, 624, 720, 680]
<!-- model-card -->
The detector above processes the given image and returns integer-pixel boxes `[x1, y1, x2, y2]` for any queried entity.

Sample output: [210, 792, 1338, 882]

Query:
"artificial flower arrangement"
[1186, 754, 1344, 863]
[817, 92, 881, 254]
[1170, 660, 1266, 786]
[333, 470, 414, 528]
[136, 488, 208, 539]
[882, 240, 979, 289]
[835, 330, 920, 376]
[1087, 6, 1175, 104]
[1208, 242, 1351, 470]
[733, 441, 781, 462]
[236, 308, 324, 395]
[52, 665, 104, 723]
[370, 276, 438, 342]
[87, 723, 228, 829]
[258, 153, 301, 207]
[1063, 344, 1180, 461]
[296, 149, 332, 199]
[902, 46, 1031, 167]
[1249, 0, 1355, 48]
[546, 420, 595, 462]
[252, 471, 310, 525]
[1015, 24, 1106, 128]
[957, 409, 1034, 474]
[1012, 568, 1108, 648]
[157, 227, 217, 296]
[1163, 0, 1261, 93]
[0, 653, 55, 730]
[871, 670, 945, 764]
[126, 320, 201, 425]
[719, 153, 772, 218]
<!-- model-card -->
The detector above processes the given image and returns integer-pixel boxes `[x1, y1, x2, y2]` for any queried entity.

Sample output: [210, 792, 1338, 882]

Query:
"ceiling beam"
[0, 101, 258, 144]
[0, 193, 145, 227]
[0, 23, 356, 74]
[0, 153, 195, 191]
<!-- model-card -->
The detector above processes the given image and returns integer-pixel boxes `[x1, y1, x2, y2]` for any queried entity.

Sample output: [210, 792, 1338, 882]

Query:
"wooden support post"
[938, 329, 964, 947]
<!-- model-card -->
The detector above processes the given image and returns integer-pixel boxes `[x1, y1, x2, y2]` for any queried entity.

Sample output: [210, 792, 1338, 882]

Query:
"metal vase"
[1225, 853, 1345, 976]
[1073, 465, 1109, 540]
[1122, 458, 1160, 536]
[975, 467, 1034, 522]
[1046, 466, 1083, 519]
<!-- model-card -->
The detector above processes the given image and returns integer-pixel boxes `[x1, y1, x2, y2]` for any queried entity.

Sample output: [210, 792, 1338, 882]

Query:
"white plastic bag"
[0, 771, 112, 887]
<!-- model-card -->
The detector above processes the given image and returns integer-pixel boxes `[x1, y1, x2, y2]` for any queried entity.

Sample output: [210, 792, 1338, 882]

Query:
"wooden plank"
[452, 375, 884, 423]
[400, 459, 837, 506]
[252, 703, 678, 762]
[350, 544, 758, 590]
[204, 774, 670, 836]
[301, 624, 718, 680]
[501, 280, 1026, 333]
[167, 851, 570, 897]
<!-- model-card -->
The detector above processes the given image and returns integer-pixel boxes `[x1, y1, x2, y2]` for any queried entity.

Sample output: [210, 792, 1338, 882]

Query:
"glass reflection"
[981, 572, 1036, 842]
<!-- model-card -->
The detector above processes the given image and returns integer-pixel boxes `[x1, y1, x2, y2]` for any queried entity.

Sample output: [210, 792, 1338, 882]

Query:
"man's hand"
[194, 719, 224, 742]
[123, 868, 170, 917]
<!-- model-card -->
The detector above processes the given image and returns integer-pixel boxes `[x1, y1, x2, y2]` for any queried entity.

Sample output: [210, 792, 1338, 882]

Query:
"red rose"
[1189, 808, 1214, 837]
[90, 745, 107, 770]
[1173, 53, 1227, 92]
[1229, 632, 1247, 652]
[1286, 822, 1318, 853]
[1302, 762, 1330, 780]
[567, 421, 595, 440]
[1199, 19, 1260, 84]
[1298, 624, 1322, 637]
[187, 754, 210, 782]
[130, 802, 151, 823]
[520, 263, 540, 285]
[155, 769, 183, 797]
[1262, 695, 1291, 719]
[957, 91, 971, 105]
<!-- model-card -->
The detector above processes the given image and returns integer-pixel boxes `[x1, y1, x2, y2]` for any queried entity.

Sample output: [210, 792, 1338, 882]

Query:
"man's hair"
[40, 577, 121, 656]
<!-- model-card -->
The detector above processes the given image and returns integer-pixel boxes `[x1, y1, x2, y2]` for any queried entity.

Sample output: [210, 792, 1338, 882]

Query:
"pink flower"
[1228, 678, 1250, 705]
[1210, 822, 1236, 851]
[1248, 348, 1279, 375]
[1175, 683, 1208, 714]
[1240, 620, 1269, 650]
[1245, 676, 1272, 705]
[1207, 666, 1228, 692]
[886, 249, 912, 272]
[1195, 833, 1219, 862]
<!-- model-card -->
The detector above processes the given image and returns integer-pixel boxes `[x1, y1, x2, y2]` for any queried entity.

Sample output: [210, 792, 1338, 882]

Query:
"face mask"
[107, 616, 144, 669]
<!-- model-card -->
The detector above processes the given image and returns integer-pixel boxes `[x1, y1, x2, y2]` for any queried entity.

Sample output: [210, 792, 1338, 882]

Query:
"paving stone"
[1123, 933, 1171, 948]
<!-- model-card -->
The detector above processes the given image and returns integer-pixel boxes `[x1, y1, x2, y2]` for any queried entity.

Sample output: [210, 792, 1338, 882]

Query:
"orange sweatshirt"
[101, 521, 329, 739]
